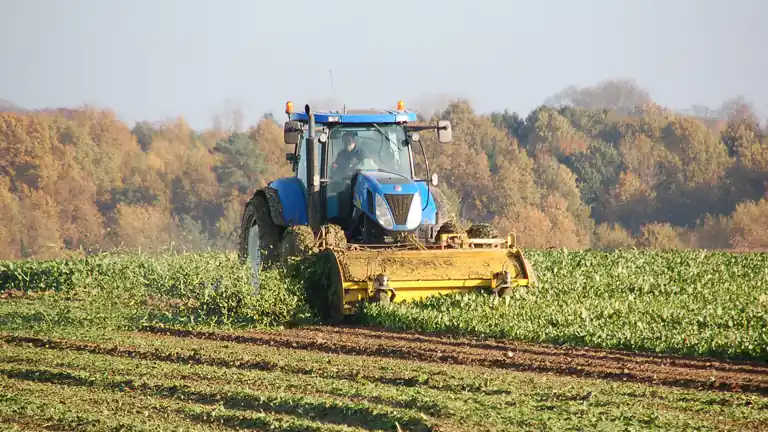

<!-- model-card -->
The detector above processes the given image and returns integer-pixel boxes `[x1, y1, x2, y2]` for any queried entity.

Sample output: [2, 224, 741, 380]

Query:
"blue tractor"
[239, 100, 535, 320]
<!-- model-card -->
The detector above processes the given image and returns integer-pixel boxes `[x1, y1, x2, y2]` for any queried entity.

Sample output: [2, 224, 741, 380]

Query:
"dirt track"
[143, 324, 768, 397]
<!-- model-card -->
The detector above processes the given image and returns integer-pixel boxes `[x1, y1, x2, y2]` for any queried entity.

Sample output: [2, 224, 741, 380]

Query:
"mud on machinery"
[239, 100, 536, 321]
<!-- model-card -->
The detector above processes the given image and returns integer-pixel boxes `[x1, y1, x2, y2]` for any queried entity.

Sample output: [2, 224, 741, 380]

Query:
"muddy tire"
[466, 223, 500, 239]
[435, 220, 464, 241]
[466, 223, 501, 249]
[239, 193, 281, 293]
[320, 223, 347, 250]
[429, 187, 453, 226]
[279, 225, 316, 261]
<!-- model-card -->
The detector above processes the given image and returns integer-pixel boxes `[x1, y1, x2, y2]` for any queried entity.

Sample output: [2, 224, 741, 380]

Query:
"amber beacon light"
[396, 100, 405, 111]
[285, 101, 293, 114]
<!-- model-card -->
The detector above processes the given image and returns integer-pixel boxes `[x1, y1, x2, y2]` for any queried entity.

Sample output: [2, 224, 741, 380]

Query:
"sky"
[1, 0, 767, 130]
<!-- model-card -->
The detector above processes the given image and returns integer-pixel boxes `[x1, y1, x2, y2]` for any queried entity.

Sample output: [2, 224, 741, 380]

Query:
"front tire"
[239, 193, 281, 293]
[279, 225, 315, 261]
[435, 220, 464, 240]
[430, 186, 453, 227]
[466, 223, 501, 249]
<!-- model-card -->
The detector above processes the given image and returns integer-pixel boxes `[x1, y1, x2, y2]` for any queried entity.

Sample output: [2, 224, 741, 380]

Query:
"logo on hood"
[393, 185, 402, 191]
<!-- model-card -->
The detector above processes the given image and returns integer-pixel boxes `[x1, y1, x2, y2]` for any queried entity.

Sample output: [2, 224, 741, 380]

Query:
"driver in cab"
[332, 132, 365, 176]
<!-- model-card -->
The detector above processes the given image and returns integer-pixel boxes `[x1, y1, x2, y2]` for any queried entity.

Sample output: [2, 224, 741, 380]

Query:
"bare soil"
[140, 324, 768, 397]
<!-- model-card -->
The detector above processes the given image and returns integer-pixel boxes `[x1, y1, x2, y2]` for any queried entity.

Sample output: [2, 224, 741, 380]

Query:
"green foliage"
[130, 121, 155, 152]
[562, 138, 623, 209]
[3, 248, 768, 363]
[358, 249, 768, 361]
[211, 132, 267, 195]
[0, 252, 317, 333]
[489, 109, 526, 143]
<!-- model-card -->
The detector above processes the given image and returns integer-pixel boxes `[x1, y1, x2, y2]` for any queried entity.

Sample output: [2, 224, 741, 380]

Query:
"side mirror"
[437, 120, 452, 143]
[431, 173, 438, 186]
[285, 141, 297, 163]
[284, 120, 301, 145]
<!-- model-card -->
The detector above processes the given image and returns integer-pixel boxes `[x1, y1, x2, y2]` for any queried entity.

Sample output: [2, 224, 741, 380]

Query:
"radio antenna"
[329, 69, 337, 99]
[329, 69, 344, 113]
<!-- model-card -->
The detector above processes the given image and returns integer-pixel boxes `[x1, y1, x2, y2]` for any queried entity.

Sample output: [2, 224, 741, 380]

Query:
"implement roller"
[239, 100, 536, 320]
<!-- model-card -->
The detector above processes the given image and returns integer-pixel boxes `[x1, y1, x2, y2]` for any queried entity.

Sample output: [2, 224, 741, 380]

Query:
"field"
[1, 249, 768, 431]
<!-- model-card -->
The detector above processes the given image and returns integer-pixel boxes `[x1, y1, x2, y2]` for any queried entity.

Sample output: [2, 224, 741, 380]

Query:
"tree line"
[1, 80, 766, 259]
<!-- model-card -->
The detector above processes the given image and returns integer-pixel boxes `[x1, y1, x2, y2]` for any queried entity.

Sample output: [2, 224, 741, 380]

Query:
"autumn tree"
[2, 81, 767, 257]
[519, 106, 589, 158]
[562, 138, 622, 215]
[592, 223, 634, 251]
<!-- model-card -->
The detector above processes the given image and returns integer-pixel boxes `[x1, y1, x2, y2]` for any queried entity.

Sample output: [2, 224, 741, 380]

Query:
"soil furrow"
[0, 335, 510, 397]
[277, 325, 768, 375]
[138, 325, 768, 396]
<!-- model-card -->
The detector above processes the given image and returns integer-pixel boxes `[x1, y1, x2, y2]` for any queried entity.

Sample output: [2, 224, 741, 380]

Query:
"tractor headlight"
[405, 193, 422, 230]
[375, 194, 395, 230]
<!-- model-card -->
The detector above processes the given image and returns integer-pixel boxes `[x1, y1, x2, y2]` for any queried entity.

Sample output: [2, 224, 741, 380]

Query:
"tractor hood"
[360, 170, 416, 187]
[354, 170, 423, 231]
[358, 170, 419, 195]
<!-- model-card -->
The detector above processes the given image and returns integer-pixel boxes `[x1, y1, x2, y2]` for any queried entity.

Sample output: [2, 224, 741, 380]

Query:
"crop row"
[1, 249, 767, 360]
[2, 330, 767, 431]
[0, 251, 315, 333]
[360, 249, 768, 361]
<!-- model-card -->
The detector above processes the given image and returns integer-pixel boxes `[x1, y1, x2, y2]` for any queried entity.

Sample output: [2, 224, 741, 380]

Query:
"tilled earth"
[143, 324, 768, 397]
[3, 324, 768, 431]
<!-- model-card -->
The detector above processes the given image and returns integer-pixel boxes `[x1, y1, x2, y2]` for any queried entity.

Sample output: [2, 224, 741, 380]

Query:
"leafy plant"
[358, 249, 768, 361]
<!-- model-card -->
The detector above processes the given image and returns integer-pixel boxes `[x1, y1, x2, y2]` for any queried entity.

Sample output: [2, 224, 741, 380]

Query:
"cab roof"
[288, 108, 418, 124]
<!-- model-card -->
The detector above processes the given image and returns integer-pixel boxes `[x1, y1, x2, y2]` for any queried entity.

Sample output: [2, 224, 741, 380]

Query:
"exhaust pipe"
[305, 104, 320, 231]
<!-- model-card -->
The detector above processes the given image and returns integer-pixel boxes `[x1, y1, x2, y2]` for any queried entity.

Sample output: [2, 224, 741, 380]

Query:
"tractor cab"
[283, 100, 452, 242]
[327, 125, 410, 182]
[324, 123, 415, 228]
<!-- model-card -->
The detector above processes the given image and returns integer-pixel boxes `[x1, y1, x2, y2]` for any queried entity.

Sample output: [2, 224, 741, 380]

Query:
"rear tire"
[239, 193, 281, 293]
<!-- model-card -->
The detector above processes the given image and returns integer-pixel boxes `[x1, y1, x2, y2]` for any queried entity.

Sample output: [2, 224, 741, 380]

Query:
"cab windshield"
[327, 124, 412, 180]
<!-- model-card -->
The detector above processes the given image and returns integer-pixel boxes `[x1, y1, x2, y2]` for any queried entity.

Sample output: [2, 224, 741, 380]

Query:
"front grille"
[384, 193, 413, 226]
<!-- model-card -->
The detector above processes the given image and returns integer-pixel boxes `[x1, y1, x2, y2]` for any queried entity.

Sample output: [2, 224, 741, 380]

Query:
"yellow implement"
[324, 233, 536, 319]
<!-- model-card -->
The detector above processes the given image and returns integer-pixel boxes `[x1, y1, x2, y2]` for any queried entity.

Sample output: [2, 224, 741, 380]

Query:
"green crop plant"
[0, 251, 318, 335]
[3, 248, 767, 361]
[358, 249, 768, 361]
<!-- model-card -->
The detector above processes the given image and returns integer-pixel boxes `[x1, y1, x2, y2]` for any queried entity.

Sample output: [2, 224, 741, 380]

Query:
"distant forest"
[1, 79, 767, 259]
